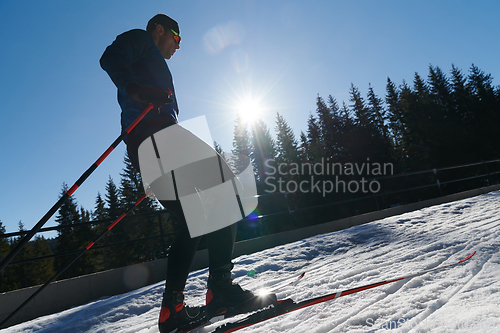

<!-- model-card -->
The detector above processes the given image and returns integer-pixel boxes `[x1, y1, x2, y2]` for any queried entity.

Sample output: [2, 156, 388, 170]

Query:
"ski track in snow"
[2, 191, 500, 333]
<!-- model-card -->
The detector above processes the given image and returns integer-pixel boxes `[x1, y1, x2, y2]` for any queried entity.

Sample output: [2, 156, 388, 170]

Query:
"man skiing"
[100, 14, 275, 333]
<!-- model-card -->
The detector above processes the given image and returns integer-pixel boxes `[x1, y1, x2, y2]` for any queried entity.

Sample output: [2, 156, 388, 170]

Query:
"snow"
[2, 191, 500, 333]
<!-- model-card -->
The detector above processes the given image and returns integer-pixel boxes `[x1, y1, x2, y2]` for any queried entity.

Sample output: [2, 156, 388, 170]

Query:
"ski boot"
[205, 265, 277, 320]
[158, 291, 206, 333]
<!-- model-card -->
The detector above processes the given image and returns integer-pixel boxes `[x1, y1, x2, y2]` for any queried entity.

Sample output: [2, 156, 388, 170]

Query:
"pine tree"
[428, 65, 459, 165]
[396, 75, 434, 169]
[349, 84, 377, 166]
[303, 110, 331, 214]
[326, 96, 351, 163]
[298, 131, 309, 162]
[415, 71, 443, 167]
[0, 220, 13, 292]
[366, 85, 393, 165]
[24, 236, 55, 287]
[0, 220, 8, 261]
[367, 85, 388, 140]
[75, 206, 95, 275]
[9, 222, 27, 289]
[428, 65, 452, 111]
[91, 192, 107, 271]
[92, 192, 107, 221]
[214, 141, 225, 158]
[274, 112, 300, 167]
[238, 119, 277, 237]
[119, 153, 160, 263]
[250, 118, 276, 182]
[450, 65, 477, 161]
[338, 101, 356, 163]
[7, 222, 55, 290]
[232, 113, 252, 175]
[306, 113, 323, 162]
[385, 78, 406, 166]
[103, 176, 124, 269]
[55, 183, 81, 279]
[105, 176, 121, 219]
[349, 85, 368, 121]
[319, 95, 340, 160]
[119, 154, 155, 212]
[466, 64, 500, 160]
[271, 113, 302, 230]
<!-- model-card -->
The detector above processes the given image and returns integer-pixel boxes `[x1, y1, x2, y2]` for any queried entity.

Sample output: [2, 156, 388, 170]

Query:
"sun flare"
[236, 97, 262, 124]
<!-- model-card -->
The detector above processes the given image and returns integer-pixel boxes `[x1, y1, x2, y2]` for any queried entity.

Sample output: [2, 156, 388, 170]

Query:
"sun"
[236, 97, 262, 124]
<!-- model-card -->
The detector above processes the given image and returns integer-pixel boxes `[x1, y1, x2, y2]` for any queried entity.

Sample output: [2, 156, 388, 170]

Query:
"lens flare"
[236, 97, 262, 124]
[203, 21, 244, 54]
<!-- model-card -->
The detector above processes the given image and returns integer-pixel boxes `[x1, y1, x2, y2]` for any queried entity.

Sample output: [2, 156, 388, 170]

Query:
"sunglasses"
[170, 29, 181, 44]
[155, 23, 181, 44]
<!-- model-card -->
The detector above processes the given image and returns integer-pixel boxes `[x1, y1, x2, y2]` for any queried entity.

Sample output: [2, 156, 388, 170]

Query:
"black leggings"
[160, 200, 236, 294]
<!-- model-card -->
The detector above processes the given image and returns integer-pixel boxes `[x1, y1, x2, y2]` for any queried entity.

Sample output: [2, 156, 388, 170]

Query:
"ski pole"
[0, 189, 153, 329]
[0, 103, 155, 273]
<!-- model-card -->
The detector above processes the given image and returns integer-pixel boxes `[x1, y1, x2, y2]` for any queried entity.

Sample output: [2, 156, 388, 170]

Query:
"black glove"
[126, 83, 173, 107]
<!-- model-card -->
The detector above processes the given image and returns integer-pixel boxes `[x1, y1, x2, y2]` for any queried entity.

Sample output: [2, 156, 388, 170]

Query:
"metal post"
[433, 168, 443, 196]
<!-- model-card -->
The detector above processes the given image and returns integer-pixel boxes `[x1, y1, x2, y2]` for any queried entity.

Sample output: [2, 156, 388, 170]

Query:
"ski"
[178, 271, 306, 333]
[209, 251, 476, 333]
[259, 271, 305, 294]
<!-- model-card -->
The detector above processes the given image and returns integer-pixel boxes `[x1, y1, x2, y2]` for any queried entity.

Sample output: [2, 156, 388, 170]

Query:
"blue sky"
[1, 0, 499, 235]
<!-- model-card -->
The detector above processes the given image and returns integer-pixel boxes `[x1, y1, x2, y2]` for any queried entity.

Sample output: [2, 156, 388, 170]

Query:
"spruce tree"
[214, 141, 225, 158]
[0, 221, 8, 261]
[274, 112, 300, 167]
[327, 96, 350, 163]
[415, 72, 438, 167]
[0, 220, 13, 292]
[349, 84, 378, 166]
[119, 153, 157, 212]
[396, 75, 433, 170]
[1, 224, 54, 291]
[298, 131, 309, 162]
[75, 206, 95, 275]
[466, 64, 500, 159]
[7, 232, 55, 289]
[428, 65, 458, 165]
[91, 192, 107, 271]
[274, 112, 301, 229]
[450, 65, 477, 161]
[250, 118, 276, 182]
[24, 236, 55, 287]
[397, 81, 417, 169]
[338, 101, 356, 163]
[92, 192, 107, 221]
[385, 78, 406, 166]
[232, 113, 252, 174]
[306, 113, 323, 162]
[9, 222, 26, 288]
[428, 65, 452, 111]
[119, 153, 160, 263]
[105, 176, 121, 219]
[55, 183, 81, 279]
[319, 95, 340, 160]
[103, 176, 124, 269]
[350, 84, 370, 127]
[366, 85, 393, 165]
[367, 85, 388, 140]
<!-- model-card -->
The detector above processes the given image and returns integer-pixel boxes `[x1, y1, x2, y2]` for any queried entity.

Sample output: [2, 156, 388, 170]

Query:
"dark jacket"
[100, 29, 179, 140]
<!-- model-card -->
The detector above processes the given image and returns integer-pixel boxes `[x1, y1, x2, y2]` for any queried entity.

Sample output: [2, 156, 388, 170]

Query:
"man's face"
[156, 28, 180, 60]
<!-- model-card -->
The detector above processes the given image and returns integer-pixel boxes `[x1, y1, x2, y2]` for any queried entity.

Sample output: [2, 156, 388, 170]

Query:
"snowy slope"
[2, 191, 500, 333]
